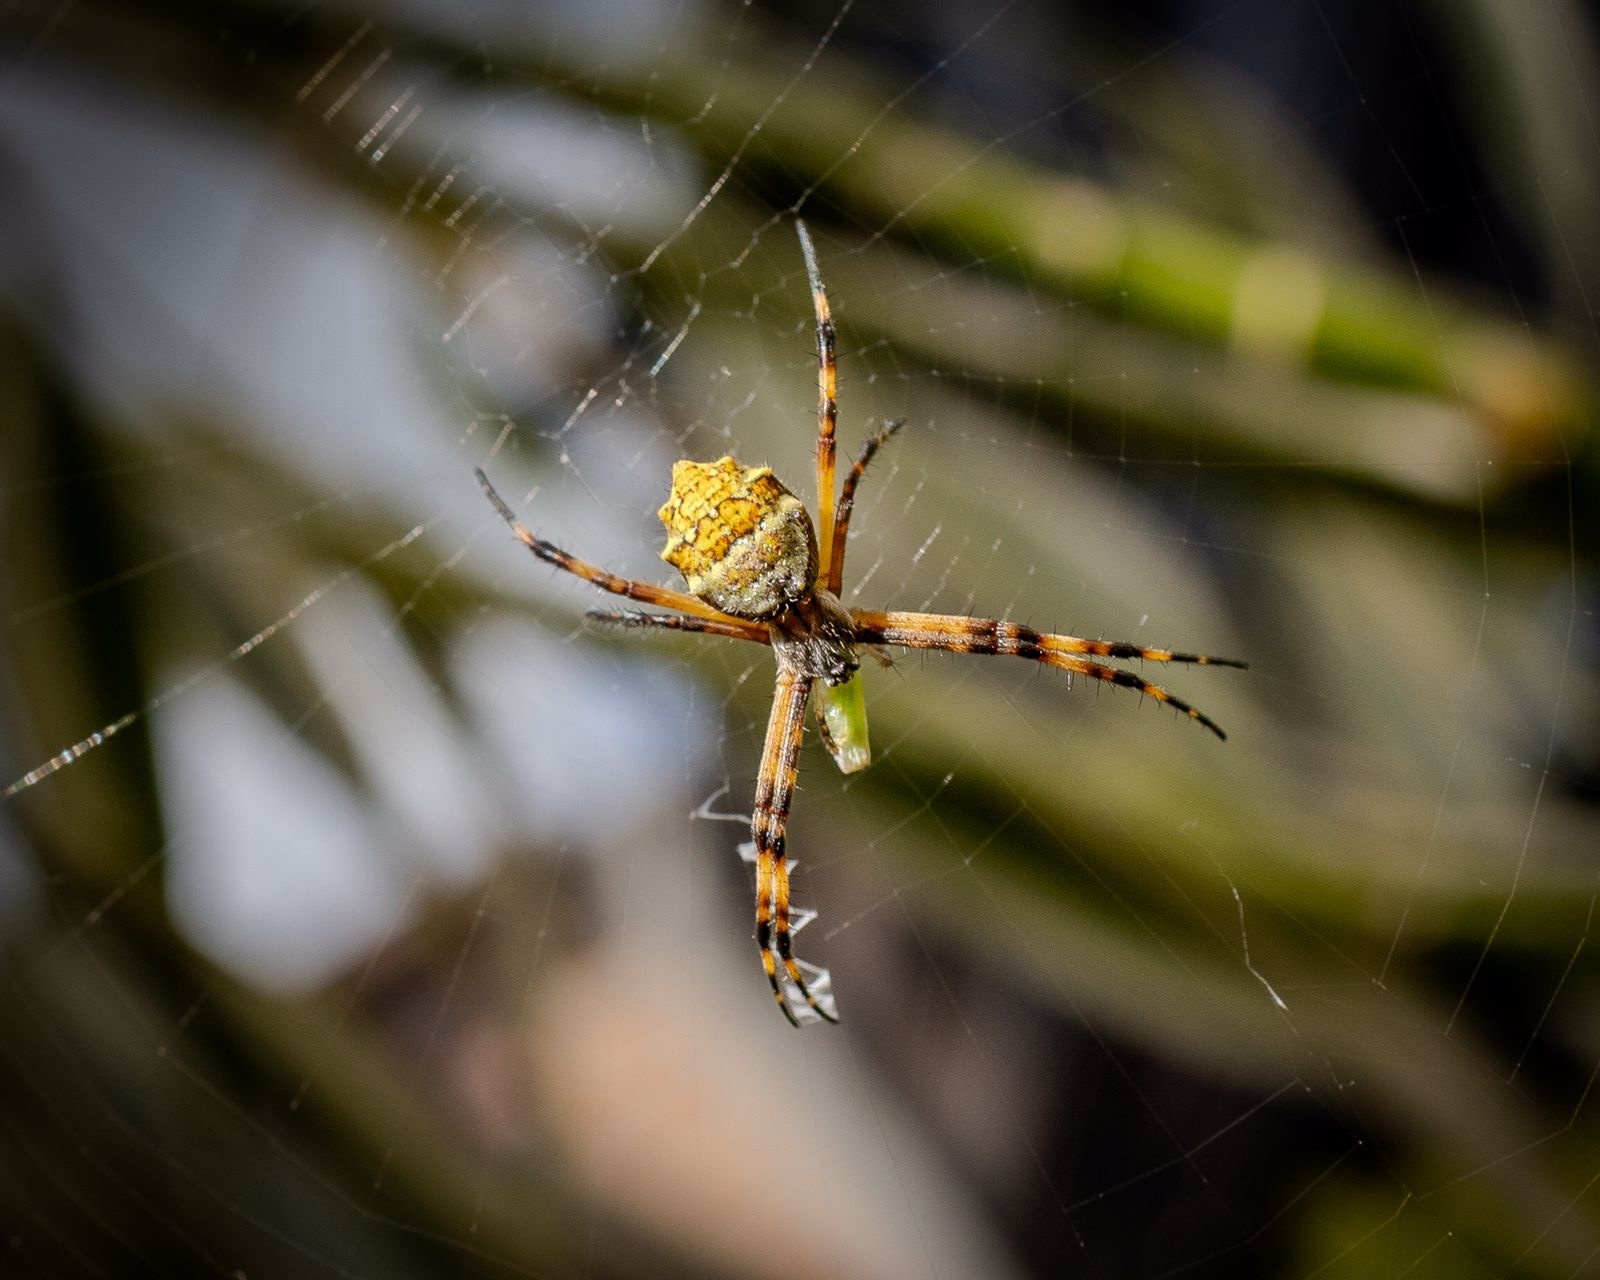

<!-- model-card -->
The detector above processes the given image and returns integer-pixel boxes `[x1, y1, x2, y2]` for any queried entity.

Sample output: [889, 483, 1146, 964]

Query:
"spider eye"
[657, 456, 818, 619]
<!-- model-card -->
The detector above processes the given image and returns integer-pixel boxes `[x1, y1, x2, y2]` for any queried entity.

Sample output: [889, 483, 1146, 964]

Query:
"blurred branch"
[1413, 0, 1600, 333]
[865, 767, 1600, 1277]
[6, 0, 1590, 501]
[0, 327, 582, 1275]
[540, 20, 1588, 446]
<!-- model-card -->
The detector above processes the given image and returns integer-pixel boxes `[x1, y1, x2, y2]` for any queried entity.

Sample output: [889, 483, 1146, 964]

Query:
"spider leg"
[477, 469, 742, 624]
[795, 219, 840, 579]
[851, 610, 1247, 668]
[850, 610, 1242, 740]
[753, 669, 839, 1025]
[826, 418, 905, 593]
[585, 609, 770, 644]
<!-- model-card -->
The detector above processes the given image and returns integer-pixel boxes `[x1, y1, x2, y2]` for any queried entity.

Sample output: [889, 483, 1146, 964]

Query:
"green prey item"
[816, 671, 870, 774]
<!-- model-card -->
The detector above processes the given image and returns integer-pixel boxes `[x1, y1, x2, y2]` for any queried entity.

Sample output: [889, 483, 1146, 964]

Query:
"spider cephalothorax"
[477, 218, 1245, 1026]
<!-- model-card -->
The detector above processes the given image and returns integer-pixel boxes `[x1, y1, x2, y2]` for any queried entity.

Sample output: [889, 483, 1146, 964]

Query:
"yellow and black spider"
[477, 220, 1245, 1026]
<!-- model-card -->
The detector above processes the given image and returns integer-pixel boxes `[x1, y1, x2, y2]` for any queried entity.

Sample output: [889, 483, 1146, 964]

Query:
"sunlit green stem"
[816, 672, 871, 774]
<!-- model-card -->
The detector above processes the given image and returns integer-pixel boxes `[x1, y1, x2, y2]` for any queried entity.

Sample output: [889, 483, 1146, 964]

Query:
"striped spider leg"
[475, 469, 757, 630]
[588, 608, 836, 1025]
[826, 417, 905, 593]
[796, 219, 838, 577]
[478, 449, 845, 1023]
[796, 221, 878, 777]
[752, 670, 832, 1025]
[849, 612, 1246, 739]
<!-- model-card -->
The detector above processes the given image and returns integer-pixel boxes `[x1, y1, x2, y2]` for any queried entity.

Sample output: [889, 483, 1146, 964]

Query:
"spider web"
[2, 1, 1598, 1277]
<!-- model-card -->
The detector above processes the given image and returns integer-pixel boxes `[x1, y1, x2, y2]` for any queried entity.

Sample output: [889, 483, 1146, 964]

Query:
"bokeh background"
[3, 1, 1599, 1276]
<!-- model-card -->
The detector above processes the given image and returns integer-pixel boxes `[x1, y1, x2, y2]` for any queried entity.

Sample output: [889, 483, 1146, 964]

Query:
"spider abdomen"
[658, 456, 818, 619]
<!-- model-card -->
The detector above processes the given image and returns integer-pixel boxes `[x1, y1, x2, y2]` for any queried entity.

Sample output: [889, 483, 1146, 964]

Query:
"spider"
[476, 220, 1245, 1026]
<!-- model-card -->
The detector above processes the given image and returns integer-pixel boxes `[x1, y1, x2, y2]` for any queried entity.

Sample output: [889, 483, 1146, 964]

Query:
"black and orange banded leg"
[477, 469, 744, 625]
[585, 609, 771, 645]
[850, 610, 1244, 740]
[826, 418, 905, 593]
[752, 669, 837, 1025]
[795, 219, 839, 578]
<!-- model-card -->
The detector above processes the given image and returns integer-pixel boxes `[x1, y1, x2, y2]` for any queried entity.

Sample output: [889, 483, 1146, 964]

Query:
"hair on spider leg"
[1114, 645, 1249, 670]
[862, 644, 894, 669]
[586, 608, 661, 629]
[583, 608, 768, 643]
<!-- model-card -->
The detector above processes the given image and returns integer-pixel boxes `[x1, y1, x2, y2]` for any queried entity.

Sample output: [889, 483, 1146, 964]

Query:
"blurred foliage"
[2, 1, 1599, 1278]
